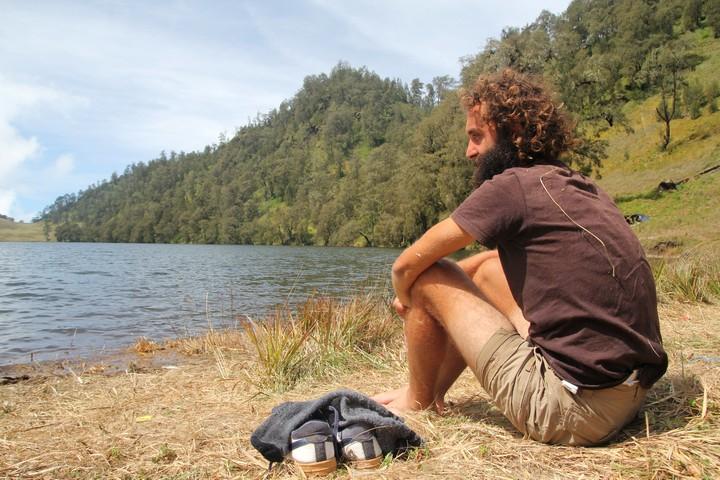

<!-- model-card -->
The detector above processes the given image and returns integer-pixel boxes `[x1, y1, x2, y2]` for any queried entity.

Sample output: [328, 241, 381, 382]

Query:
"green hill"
[596, 29, 720, 252]
[30, 0, 720, 250]
[39, 67, 467, 247]
[615, 171, 719, 253]
[0, 218, 49, 242]
[599, 30, 720, 195]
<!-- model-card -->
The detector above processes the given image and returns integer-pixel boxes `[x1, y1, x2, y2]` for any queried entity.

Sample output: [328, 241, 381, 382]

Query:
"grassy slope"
[597, 30, 720, 251]
[0, 218, 48, 242]
[615, 173, 719, 250]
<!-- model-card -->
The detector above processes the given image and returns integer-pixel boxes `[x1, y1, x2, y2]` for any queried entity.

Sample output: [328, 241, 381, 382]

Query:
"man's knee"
[409, 259, 468, 303]
[414, 258, 458, 283]
[458, 251, 500, 284]
[475, 255, 504, 287]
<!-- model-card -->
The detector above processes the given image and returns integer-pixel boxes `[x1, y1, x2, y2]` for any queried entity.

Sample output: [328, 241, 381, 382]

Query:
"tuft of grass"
[166, 329, 246, 356]
[1, 400, 14, 414]
[652, 255, 720, 304]
[151, 444, 177, 464]
[614, 188, 663, 203]
[243, 311, 313, 392]
[244, 293, 400, 392]
[107, 446, 123, 462]
[132, 337, 162, 354]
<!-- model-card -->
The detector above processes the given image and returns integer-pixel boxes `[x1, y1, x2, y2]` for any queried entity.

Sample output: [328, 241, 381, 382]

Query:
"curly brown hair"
[460, 69, 575, 164]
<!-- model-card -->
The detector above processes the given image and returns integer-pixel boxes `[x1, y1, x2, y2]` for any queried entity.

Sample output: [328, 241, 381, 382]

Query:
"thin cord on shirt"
[539, 167, 616, 278]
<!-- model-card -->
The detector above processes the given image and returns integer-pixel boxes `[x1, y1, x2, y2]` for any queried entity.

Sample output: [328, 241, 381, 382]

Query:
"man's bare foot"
[385, 388, 429, 414]
[373, 385, 446, 414]
[434, 397, 446, 414]
[385, 393, 420, 414]
[373, 385, 424, 414]
[382, 386, 440, 414]
[371, 385, 408, 405]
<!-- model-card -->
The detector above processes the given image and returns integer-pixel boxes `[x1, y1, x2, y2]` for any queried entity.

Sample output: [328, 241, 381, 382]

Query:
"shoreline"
[0, 242, 400, 369]
[0, 343, 186, 382]
[1, 299, 719, 478]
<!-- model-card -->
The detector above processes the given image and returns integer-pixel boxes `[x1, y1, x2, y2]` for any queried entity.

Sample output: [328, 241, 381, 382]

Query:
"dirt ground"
[1, 302, 719, 479]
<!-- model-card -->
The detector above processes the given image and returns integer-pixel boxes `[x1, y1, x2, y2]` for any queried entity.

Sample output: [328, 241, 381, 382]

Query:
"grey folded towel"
[250, 389, 424, 463]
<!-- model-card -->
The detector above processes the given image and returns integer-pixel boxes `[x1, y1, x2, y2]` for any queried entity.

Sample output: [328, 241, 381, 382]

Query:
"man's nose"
[466, 142, 477, 160]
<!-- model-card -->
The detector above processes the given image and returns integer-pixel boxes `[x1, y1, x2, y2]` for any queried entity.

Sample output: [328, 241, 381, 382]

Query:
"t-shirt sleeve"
[451, 172, 525, 248]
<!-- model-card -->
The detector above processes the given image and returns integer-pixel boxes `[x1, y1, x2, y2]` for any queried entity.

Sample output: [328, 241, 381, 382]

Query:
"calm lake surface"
[0, 243, 400, 365]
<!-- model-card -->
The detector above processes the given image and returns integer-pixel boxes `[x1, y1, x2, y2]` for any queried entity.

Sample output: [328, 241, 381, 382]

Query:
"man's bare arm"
[391, 217, 474, 307]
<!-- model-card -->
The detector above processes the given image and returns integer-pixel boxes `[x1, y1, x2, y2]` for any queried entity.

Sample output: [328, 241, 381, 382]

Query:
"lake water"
[0, 243, 400, 365]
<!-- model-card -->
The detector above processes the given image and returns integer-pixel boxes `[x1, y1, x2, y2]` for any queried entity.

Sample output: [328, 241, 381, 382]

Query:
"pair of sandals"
[289, 416, 383, 474]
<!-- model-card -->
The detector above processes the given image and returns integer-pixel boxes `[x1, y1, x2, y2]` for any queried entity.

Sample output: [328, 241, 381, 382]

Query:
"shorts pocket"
[560, 382, 647, 446]
[498, 356, 538, 436]
[520, 363, 568, 444]
[563, 402, 617, 446]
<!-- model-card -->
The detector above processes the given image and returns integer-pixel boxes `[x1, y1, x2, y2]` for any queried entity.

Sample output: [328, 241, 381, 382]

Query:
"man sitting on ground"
[372, 69, 668, 446]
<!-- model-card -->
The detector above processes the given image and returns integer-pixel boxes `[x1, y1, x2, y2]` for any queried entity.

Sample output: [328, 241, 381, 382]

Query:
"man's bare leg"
[374, 259, 515, 413]
[373, 251, 529, 412]
[389, 302, 454, 412]
[431, 251, 527, 409]
[372, 302, 465, 412]
[458, 250, 529, 338]
[372, 252, 505, 409]
[373, 337, 464, 413]
[431, 339, 468, 412]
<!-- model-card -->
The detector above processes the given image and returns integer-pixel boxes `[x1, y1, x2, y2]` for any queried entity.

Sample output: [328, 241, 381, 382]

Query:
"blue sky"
[0, 0, 571, 221]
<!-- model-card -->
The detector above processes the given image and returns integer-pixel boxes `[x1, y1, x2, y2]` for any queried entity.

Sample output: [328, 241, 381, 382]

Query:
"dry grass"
[652, 252, 720, 304]
[243, 295, 400, 392]
[0, 218, 48, 242]
[133, 337, 163, 354]
[1, 297, 719, 479]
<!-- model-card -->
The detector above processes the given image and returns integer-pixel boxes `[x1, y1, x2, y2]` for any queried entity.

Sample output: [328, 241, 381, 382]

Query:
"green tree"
[409, 78, 424, 106]
[55, 222, 85, 242]
[706, 79, 720, 112]
[684, 79, 706, 118]
[42, 219, 51, 241]
[706, 0, 720, 38]
[642, 41, 701, 149]
[431, 75, 457, 104]
[683, 0, 703, 31]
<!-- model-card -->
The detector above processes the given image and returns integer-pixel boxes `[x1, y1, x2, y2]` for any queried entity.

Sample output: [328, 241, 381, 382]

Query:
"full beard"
[472, 139, 520, 188]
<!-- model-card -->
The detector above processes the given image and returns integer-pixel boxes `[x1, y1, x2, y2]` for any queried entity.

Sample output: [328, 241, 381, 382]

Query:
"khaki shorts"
[474, 329, 647, 446]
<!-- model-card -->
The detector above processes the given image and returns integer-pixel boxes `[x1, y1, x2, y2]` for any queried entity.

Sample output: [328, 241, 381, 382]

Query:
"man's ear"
[508, 123, 523, 146]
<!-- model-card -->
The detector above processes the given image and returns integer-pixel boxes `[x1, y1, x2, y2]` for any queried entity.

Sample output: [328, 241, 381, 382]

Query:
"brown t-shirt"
[452, 161, 668, 389]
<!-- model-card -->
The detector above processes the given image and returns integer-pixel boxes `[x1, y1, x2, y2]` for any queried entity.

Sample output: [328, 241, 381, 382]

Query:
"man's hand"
[392, 296, 410, 319]
[391, 217, 474, 308]
[392, 268, 413, 308]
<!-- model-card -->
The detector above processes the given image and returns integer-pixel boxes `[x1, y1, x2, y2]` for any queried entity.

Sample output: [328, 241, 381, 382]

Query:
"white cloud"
[0, 77, 61, 116]
[308, 0, 571, 75]
[0, 3, 289, 157]
[241, 3, 329, 75]
[0, 122, 39, 178]
[0, 76, 60, 180]
[0, 190, 16, 217]
[53, 154, 74, 176]
[0, 76, 86, 220]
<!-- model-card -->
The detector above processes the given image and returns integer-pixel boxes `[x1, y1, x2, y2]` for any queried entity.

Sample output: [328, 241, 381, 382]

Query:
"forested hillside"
[41, 0, 720, 247]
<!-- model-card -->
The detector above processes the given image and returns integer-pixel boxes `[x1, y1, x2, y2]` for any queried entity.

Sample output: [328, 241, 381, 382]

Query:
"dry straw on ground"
[1, 283, 719, 479]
